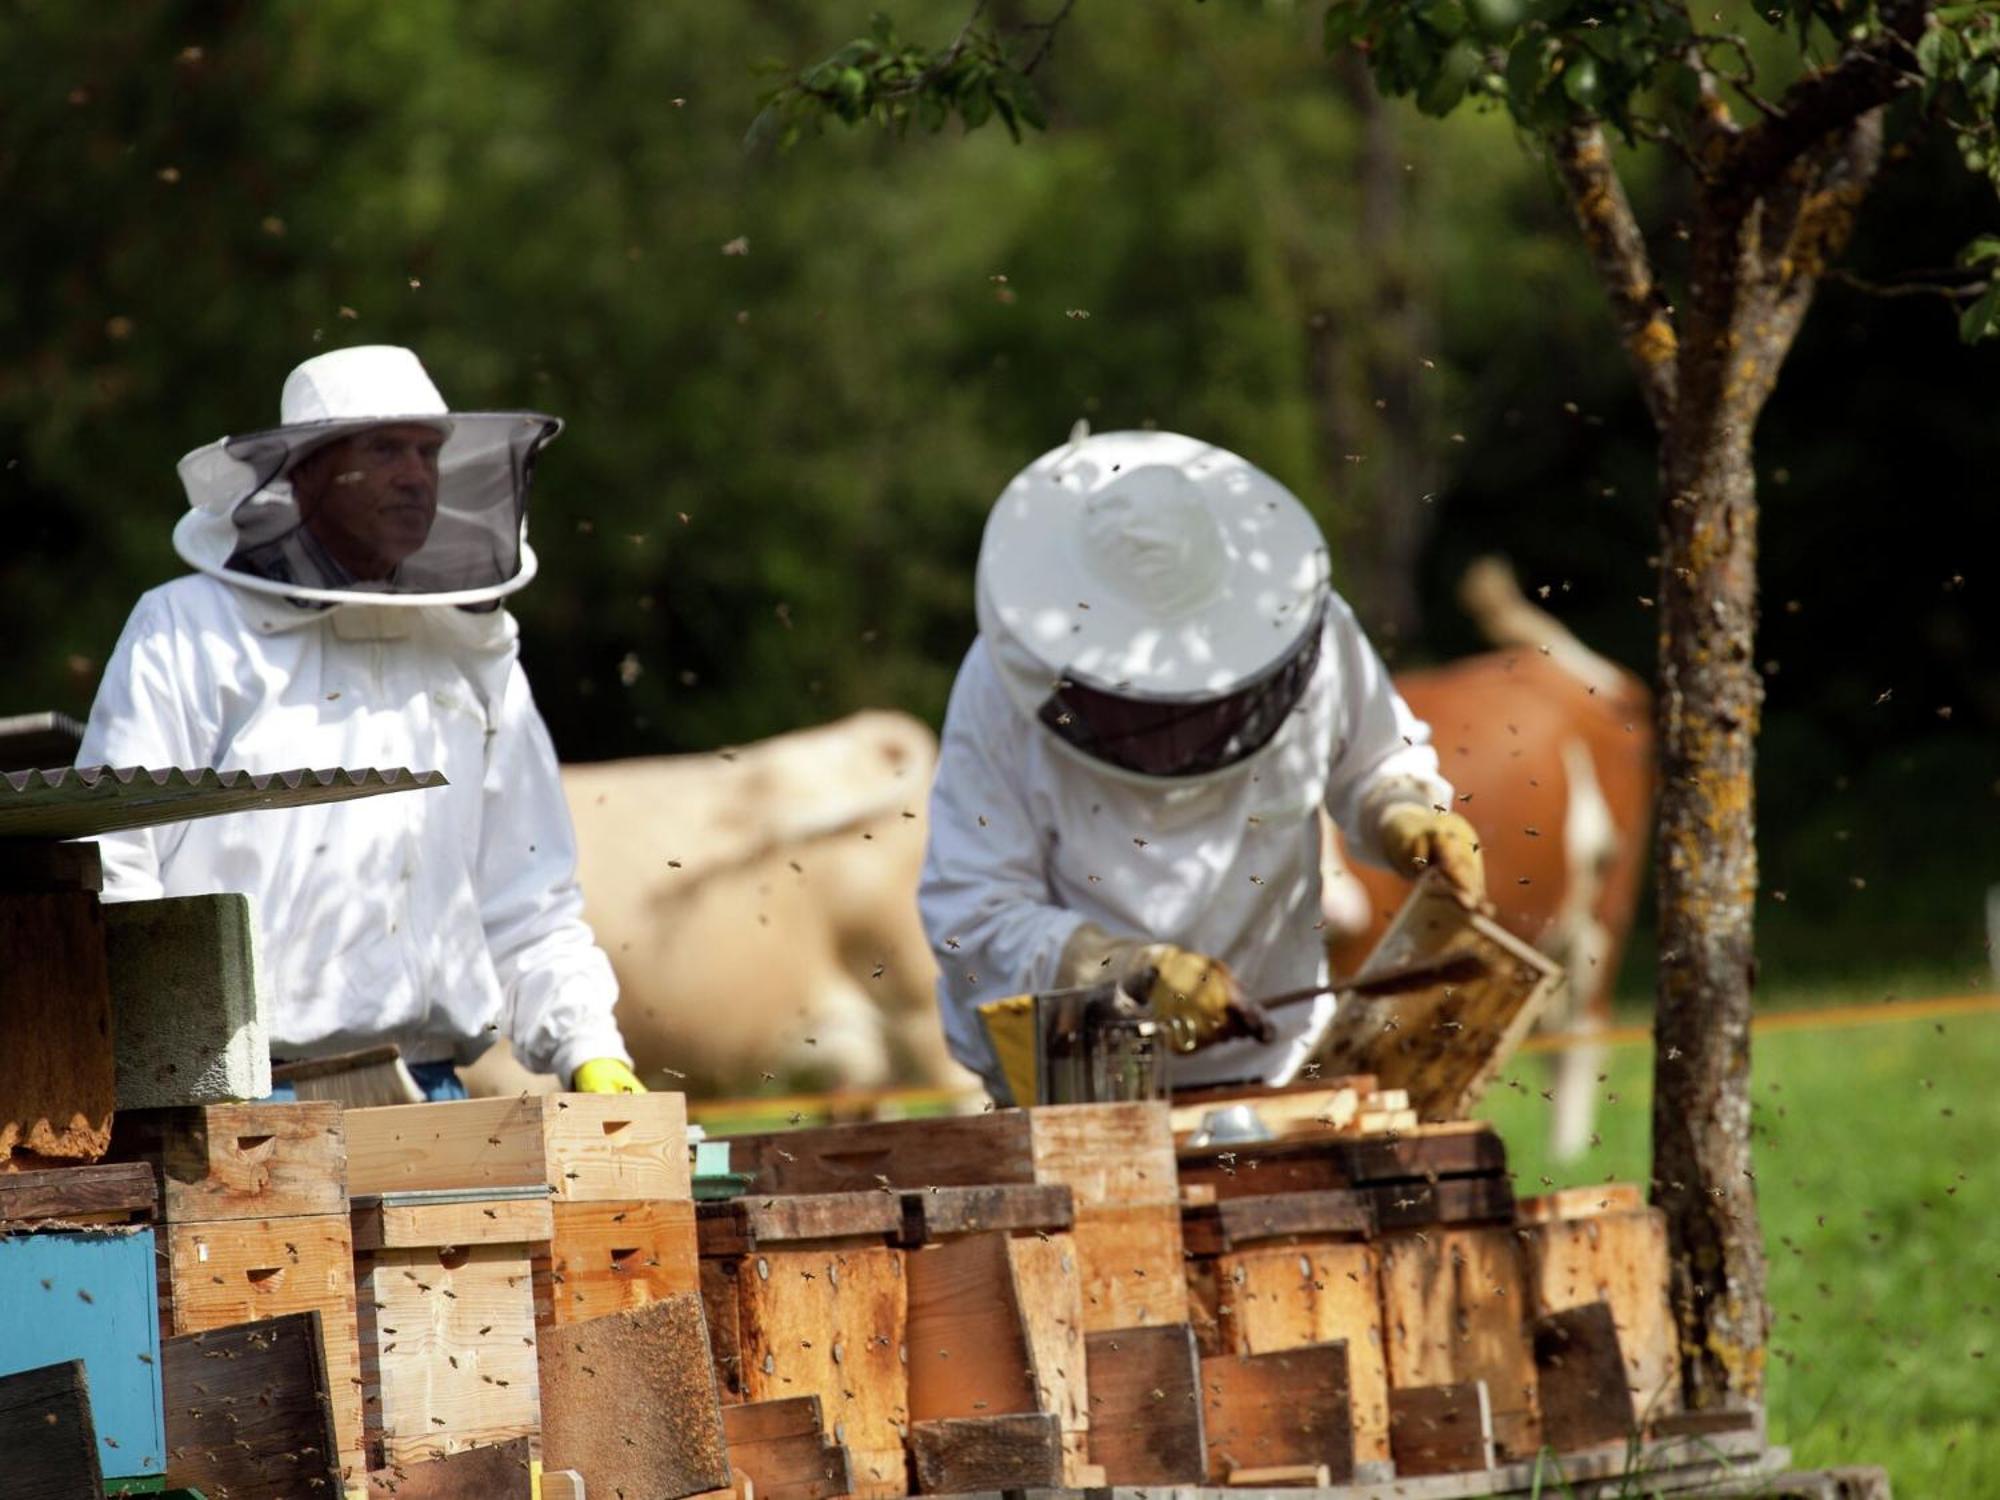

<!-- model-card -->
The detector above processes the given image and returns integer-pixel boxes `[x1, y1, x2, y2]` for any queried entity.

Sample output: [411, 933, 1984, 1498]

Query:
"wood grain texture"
[350, 1188, 553, 1251]
[1004, 1231, 1090, 1461]
[1177, 1122, 1508, 1201]
[1212, 1241, 1391, 1467]
[539, 1293, 732, 1500]
[0, 1162, 156, 1225]
[735, 1245, 909, 1497]
[0, 1359, 103, 1500]
[113, 1101, 347, 1222]
[161, 1213, 363, 1479]
[538, 1196, 700, 1330]
[1180, 1189, 1374, 1256]
[362, 1435, 535, 1497]
[1082, 1324, 1205, 1485]
[1370, 1174, 1516, 1232]
[724, 1397, 854, 1500]
[345, 1093, 690, 1201]
[908, 1412, 1063, 1493]
[1376, 1227, 1541, 1460]
[1199, 1343, 1353, 1484]
[897, 1183, 1073, 1245]
[163, 1310, 343, 1500]
[726, 1113, 1039, 1197]
[904, 1233, 1038, 1423]
[1071, 1201, 1189, 1331]
[1516, 1182, 1645, 1223]
[698, 1192, 902, 1257]
[1025, 1104, 1178, 1208]
[1520, 1206, 1681, 1421]
[1533, 1301, 1637, 1452]
[1388, 1381, 1495, 1477]
[355, 1241, 541, 1468]
[0, 892, 114, 1165]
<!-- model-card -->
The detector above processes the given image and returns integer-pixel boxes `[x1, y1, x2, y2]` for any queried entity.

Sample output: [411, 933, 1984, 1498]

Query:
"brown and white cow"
[1323, 559, 1655, 1157]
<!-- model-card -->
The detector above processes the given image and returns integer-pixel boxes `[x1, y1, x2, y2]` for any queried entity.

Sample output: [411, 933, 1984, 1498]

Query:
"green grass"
[1481, 1005, 2000, 1497]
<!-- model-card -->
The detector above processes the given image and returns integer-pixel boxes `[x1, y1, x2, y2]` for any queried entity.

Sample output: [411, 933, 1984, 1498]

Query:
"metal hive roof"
[0, 765, 446, 841]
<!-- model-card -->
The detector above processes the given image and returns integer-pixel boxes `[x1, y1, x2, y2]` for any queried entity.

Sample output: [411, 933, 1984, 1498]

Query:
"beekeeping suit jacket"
[77, 573, 629, 1082]
[919, 591, 1451, 1094]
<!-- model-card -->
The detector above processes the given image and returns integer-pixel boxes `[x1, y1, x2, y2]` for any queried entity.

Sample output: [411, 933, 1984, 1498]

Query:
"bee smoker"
[1034, 975, 1167, 1105]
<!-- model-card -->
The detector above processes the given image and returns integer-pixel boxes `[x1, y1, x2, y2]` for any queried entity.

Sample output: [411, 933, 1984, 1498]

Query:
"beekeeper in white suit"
[78, 345, 643, 1098]
[919, 429, 1486, 1101]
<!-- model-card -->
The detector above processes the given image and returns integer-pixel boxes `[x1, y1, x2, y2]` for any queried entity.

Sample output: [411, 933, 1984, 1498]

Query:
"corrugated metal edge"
[0, 764, 447, 840]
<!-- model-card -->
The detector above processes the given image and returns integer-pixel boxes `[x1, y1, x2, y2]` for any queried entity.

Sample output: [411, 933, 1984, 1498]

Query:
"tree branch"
[1718, 0, 1930, 203]
[1550, 124, 1679, 432]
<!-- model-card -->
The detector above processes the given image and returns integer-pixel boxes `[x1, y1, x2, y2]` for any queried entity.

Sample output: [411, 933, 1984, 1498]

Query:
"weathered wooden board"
[1171, 1077, 1378, 1141]
[160, 1213, 363, 1477]
[1209, 1241, 1391, 1468]
[0, 892, 115, 1165]
[1072, 1201, 1189, 1331]
[540, 1294, 732, 1500]
[1520, 1206, 1681, 1421]
[163, 1311, 343, 1500]
[0, 1162, 156, 1226]
[1388, 1381, 1495, 1477]
[112, 1101, 347, 1222]
[908, 1411, 1064, 1493]
[1181, 1189, 1375, 1257]
[735, 1244, 909, 1497]
[355, 1240, 542, 1468]
[725, 1103, 1175, 1210]
[698, 1192, 902, 1257]
[1308, 878, 1562, 1119]
[1083, 1324, 1206, 1485]
[1533, 1301, 1637, 1452]
[538, 1196, 700, 1329]
[345, 1093, 690, 1201]
[1371, 1174, 1516, 1232]
[0, 1229, 165, 1480]
[1377, 1227, 1541, 1461]
[0, 1359, 104, 1499]
[1177, 1122, 1508, 1201]
[898, 1183, 1074, 1245]
[362, 1435, 536, 1497]
[1516, 1183, 1645, 1223]
[723, 1396, 855, 1500]
[905, 1233, 1039, 1423]
[1200, 1343, 1354, 1484]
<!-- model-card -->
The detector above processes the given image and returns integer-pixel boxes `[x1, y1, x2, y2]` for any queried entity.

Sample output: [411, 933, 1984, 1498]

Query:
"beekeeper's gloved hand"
[572, 1057, 646, 1094]
[1058, 924, 1275, 1055]
[1379, 803, 1486, 905]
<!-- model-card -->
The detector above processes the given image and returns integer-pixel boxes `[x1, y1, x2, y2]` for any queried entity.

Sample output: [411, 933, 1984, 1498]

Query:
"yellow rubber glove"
[1134, 944, 1275, 1054]
[1379, 804, 1487, 905]
[572, 1057, 647, 1094]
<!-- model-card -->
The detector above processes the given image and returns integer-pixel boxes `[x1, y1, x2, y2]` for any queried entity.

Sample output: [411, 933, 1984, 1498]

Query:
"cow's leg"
[775, 973, 895, 1088]
[1547, 738, 1617, 1161]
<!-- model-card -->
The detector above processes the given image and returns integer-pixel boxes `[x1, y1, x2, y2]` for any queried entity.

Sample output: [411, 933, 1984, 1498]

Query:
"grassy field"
[1480, 995, 2000, 1497]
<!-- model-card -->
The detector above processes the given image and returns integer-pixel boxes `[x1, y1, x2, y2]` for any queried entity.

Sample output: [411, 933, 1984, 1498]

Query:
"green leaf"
[1959, 235, 2000, 267]
[1562, 51, 1603, 109]
[1958, 276, 2000, 342]
[1417, 0, 1472, 38]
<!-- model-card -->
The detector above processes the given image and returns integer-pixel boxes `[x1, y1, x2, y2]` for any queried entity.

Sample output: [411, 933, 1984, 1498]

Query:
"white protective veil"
[975, 429, 1333, 783]
[172, 345, 561, 608]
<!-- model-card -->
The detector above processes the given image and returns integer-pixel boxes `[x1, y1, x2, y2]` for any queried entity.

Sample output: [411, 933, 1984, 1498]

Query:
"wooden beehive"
[697, 1192, 910, 1498]
[725, 1102, 1187, 1333]
[350, 1185, 551, 1470]
[112, 1101, 365, 1480]
[0, 1164, 165, 1485]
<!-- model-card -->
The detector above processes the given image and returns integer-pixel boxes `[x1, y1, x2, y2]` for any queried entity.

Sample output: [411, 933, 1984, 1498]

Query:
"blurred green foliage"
[2, 1, 1994, 979]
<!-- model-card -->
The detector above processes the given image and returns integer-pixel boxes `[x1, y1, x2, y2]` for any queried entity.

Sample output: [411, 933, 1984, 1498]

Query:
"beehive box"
[697, 1191, 910, 1498]
[0, 1163, 165, 1485]
[111, 1101, 364, 1479]
[351, 1185, 552, 1470]
[725, 1102, 1187, 1332]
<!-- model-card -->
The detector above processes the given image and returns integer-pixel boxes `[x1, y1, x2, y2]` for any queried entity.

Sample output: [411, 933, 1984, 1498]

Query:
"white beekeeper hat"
[172, 344, 562, 608]
[976, 428, 1332, 781]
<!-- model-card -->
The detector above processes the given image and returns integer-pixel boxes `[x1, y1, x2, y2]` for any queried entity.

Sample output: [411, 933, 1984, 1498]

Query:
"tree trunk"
[1648, 207, 1771, 1410]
